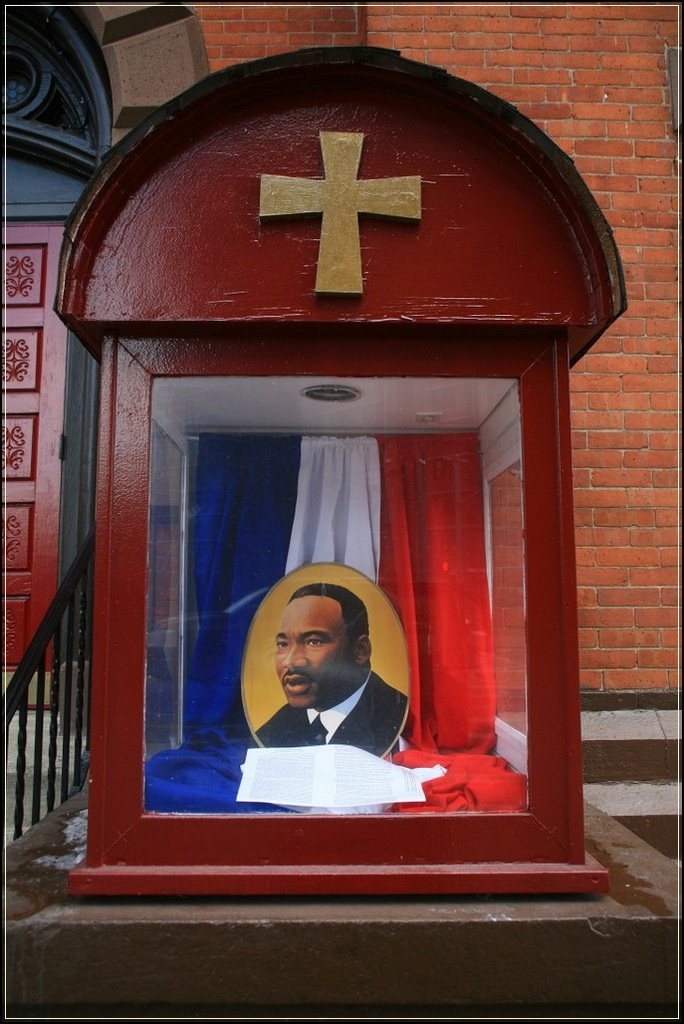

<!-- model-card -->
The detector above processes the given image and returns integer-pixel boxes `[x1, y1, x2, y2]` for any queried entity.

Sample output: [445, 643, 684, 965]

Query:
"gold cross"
[259, 132, 421, 296]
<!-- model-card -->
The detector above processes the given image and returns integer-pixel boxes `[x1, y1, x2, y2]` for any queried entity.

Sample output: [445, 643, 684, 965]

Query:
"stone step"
[4, 795, 679, 1014]
[581, 709, 679, 784]
[584, 781, 680, 860]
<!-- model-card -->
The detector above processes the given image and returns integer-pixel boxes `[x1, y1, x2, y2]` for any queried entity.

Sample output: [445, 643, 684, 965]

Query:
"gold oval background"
[242, 563, 410, 736]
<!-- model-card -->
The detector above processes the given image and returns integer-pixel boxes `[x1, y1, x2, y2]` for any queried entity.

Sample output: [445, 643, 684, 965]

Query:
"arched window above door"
[5, 5, 112, 213]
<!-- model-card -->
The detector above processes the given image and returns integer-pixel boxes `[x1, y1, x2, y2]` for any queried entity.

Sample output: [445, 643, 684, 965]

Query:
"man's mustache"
[282, 670, 313, 683]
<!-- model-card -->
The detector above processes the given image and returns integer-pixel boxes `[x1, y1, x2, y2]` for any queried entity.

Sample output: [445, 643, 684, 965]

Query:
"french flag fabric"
[145, 433, 525, 813]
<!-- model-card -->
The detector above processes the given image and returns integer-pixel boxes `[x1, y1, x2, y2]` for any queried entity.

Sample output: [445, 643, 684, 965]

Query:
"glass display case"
[144, 375, 529, 817]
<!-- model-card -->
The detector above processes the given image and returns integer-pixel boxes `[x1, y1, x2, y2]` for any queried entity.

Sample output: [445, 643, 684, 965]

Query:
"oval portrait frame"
[242, 562, 410, 758]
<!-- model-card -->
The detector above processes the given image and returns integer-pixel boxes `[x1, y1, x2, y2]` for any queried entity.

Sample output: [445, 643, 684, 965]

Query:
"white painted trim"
[494, 716, 527, 775]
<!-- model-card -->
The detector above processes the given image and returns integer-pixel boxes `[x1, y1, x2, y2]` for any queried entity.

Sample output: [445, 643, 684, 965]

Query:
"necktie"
[308, 714, 328, 745]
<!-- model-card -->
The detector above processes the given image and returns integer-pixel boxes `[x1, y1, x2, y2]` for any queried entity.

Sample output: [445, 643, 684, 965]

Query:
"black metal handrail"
[4, 527, 95, 839]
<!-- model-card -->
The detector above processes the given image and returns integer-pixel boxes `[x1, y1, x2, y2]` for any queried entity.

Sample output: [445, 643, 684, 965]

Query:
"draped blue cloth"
[146, 434, 300, 813]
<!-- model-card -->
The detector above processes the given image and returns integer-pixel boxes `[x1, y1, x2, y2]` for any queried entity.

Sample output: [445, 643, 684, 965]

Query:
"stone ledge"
[5, 794, 679, 1011]
[585, 782, 680, 859]
[581, 689, 679, 712]
[582, 709, 680, 783]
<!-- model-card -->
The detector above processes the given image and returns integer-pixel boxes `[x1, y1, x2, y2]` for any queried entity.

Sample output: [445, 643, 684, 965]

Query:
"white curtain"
[285, 436, 381, 581]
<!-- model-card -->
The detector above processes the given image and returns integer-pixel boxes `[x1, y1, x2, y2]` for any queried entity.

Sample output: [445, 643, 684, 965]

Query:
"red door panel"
[3, 224, 67, 667]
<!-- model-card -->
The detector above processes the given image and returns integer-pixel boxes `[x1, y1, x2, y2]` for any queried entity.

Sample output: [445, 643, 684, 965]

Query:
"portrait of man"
[254, 581, 408, 758]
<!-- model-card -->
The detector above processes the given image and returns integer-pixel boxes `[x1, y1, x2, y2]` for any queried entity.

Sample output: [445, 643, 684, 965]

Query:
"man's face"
[275, 595, 368, 711]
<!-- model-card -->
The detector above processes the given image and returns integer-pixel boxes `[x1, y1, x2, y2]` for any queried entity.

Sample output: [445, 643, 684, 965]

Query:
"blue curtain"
[146, 434, 300, 813]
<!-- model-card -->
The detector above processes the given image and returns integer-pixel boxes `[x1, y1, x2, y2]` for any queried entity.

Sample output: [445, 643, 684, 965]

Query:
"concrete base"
[5, 793, 679, 1014]
[582, 709, 679, 782]
[585, 782, 680, 859]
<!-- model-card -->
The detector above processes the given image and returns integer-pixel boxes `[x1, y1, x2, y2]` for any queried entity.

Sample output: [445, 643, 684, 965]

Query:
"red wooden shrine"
[57, 49, 625, 896]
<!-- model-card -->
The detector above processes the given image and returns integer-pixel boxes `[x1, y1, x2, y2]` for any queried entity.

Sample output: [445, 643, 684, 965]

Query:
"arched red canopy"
[58, 47, 625, 361]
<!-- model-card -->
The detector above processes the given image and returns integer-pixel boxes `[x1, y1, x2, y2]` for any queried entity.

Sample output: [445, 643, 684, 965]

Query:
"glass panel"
[145, 422, 184, 754]
[489, 461, 527, 772]
[144, 376, 528, 815]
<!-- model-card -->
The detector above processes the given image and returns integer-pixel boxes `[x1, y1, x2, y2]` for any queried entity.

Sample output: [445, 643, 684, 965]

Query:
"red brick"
[599, 628, 661, 648]
[582, 649, 637, 669]
[514, 67, 571, 84]
[436, 50, 484, 67]
[570, 5, 628, 18]
[378, 14, 425, 31]
[596, 545, 660, 566]
[571, 34, 631, 52]
[574, 488, 628, 507]
[586, 393, 650, 411]
[393, 30, 456, 48]
[574, 508, 595, 527]
[644, 284, 678, 303]
[578, 606, 634, 628]
[486, 49, 544, 66]
[583, 353, 647, 373]
[601, 53, 663, 69]
[592, 468, 654, 488]
[624, 411, 678, 430]
[575, 138, 634, 156]
[622, 373, 676, 392]
[631, 527, 678, 546]
[649, 388, 679, 406]
[573, 468, 592, 488]
[541, 17, 601, 34]
[366, 32, 396, 47]
[655, 509, 679, 527]
[560, 48, 612, 67]
[660, 587, 679, 607]
[637, 648, 679, 668]
[572, 450, 623, 468]
[647, 430, 679, 450]
[286, 32, 339, 45]
[636, 140, 678, 157]
[626, 299, 678, 319]
[515, 4, 570, 15]
[577, 586, 598, 608]
[623, 450, 677, 469]
[627, 487, 679, 507]
[573, 69, 633, 85]
[594, 509, 655, 527]
[513, 33, 570, 51]
[644, 318, 678, 338]
[612, 121, 673, 139]
[604, 669, 669, 688]
[575, 527, 630, 547]
[573, 411, 624, 430]
[631, 568, 678, 588]
[613, 191, 674, 211]
[628, 34, 674, 53]
[570, 373, 623, 393]
[589, 431, 649, 449]
[440, 15, 484, 31]
[583, 173, 639, 193]
[386, 5, 448, 14]
[634, 607, 678, 629]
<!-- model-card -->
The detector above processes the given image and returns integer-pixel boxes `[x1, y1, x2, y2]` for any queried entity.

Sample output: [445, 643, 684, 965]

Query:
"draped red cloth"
[378, 434, 496, 754]
[390, 749, 527, 813]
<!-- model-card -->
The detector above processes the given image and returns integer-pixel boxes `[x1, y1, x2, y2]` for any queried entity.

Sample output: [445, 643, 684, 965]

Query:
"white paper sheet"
[237, 744, 443, 812]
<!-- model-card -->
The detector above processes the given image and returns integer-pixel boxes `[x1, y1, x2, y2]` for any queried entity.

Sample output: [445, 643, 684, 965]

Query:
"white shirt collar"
[306, 671, 370, 741]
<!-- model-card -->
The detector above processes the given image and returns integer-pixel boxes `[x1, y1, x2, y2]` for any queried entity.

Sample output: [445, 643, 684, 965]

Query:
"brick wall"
[196, 3, 364, 66]
[194, 3, 680, 692]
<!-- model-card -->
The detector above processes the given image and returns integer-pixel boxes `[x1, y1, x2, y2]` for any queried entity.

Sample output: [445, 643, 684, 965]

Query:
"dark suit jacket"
[256, 671, 408, 758]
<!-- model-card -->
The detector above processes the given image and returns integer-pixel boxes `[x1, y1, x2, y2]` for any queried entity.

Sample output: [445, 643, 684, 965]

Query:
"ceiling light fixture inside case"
[301, 384, 361, 402]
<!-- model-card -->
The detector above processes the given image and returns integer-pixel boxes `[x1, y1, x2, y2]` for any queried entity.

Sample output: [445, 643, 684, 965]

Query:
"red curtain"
[378, 434, 496, 755]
